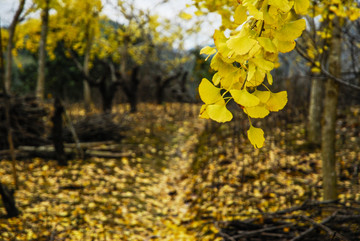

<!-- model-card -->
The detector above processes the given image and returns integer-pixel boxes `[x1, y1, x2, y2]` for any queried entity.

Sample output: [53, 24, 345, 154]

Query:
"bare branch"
[295, 44, 360, 91]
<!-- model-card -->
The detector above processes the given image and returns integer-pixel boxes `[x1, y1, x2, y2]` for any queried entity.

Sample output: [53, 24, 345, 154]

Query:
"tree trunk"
[52, 97, 67, 166]
[83, 23, 94, 113]
[1, 19, 18, 189]
[307, 77, 323, 145]
[129, 94, 138, 113]
[121, 66, 139, 113]
[129, 66, 139, 113]
[321, 18, 341, 201]
[36, 0, 50, 100]
[0, 19, 5, 90]
[155, 76, 164, 105]
[83, 79, 91, 112]
[99, 80, 116, 113]
[4, 0, 26, 93]
[0, 183, 19, 218]
[155, 72, 182, 105]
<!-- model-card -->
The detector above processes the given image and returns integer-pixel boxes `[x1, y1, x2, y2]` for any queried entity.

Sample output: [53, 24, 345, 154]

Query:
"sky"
[0, 0, 219, 49]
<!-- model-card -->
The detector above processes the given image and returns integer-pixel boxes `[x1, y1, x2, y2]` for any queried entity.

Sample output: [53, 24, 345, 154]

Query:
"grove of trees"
[1, 0, 360, 240]
[1, 0, 195, 112]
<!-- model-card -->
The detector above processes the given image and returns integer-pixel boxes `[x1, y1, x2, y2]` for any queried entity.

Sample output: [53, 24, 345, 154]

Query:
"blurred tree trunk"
[36, 0, 50, 100]
[0, 19, 4, 89]
[126, 66, 139, 113]
[1, 16, 18, 190]
[307, 77, 323, 145]
[4, 0, 26, 93]
[99, 76, 117, 113]
[0, 183, 19, 218]
[321, 17, 341, 201]
[155, 72, 181, 105]
[52, 97, 67, 166]
[83, 24, 94, 113]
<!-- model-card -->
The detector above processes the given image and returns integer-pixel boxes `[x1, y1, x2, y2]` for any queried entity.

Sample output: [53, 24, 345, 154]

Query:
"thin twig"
[231, 223, 294, 239]
[301, 213, 350, 241]
[295, 44, 360, 91]
[215, 221, 236, 241]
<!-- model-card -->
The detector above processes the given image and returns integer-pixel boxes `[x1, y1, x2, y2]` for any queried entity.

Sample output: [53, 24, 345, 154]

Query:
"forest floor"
[0, 103, 360, 240]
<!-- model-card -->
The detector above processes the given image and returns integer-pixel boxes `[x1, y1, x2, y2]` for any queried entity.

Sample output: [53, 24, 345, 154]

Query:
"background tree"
[35, 0, 50, 100]
[4, 0, 26, 93]
[54, 0, 102, 111]
[295, 0, 360, 201]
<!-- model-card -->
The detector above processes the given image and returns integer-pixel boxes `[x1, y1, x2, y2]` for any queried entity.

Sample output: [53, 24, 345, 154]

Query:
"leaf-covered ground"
[0, 103, 360, 240]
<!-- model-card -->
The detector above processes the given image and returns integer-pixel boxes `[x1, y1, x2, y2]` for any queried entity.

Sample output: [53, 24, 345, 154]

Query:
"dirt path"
[116, 103, 208, 240]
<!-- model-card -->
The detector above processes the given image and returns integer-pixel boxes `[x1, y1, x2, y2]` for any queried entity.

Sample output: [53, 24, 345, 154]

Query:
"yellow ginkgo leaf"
[253, 90, 271, 103]
[220, 73, 234, 89]
[274, 19, 306, 41]
[210, 53, 236, 72]
[266, 91, 288, 111]
[244, 105, 270, 118]
[269, 0, 292, 12]
[263, 6, 276, 25]
[294, 0, 310, 15]
[214, 30, 232, 59]
[247, 125, 265, 148]
[273, 39, 296, 53]
[247, 43, 262, 58]
[227, 36, 257, 56]
[207, 104, 233, 122]
[200, 46, 216, 61]
[257, 37, 277, 53]
[267, 72, 273, 85]
[199, 105, 210, 119]
[234, 5, 247, 25]
[199, 78, 223, 104]
[250, 57, 274, 71]
[212, 72, 221, 86]
[230, 89, 260, 107]
[247, 4, 263, 20]
[247, 62, 256, 82]
[246, 68, 266, 87]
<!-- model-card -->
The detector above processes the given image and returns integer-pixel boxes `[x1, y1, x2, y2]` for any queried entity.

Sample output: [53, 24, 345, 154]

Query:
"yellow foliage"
[193, 0, 311, 148]
[247, 125, 265, 149]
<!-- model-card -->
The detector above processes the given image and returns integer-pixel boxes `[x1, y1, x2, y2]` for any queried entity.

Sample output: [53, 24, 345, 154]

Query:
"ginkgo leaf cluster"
[197, 0, 309, 148]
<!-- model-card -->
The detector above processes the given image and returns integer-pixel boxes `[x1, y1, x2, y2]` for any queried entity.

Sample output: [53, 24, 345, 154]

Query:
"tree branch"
[295, 44, 360, 91]
[67, 48, 102, 85]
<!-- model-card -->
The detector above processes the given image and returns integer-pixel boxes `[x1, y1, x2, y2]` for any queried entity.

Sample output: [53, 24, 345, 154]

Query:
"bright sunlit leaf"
[207, 104, 233, 122]
[294, 0, 310, 14]
[200, 46, 217, 61]
[273, 39, 296, 53]
[274, 19, 306, 41]
[244, 105, 270, 118]
[199, 104, 210, 119]
[234, 5, 247, 25]
[247, 125, 265, 148]
[251, 57, 275, 71]
[199, 78, 223, 104]
[257, 37, 277, 53]
[253, 90, 271, 103]
[227, 36, 257, 56]
[269, 0, 292, 12]
[266, 91, 288, 111]
[230, 89, 260, 107]
[267, 72, 273, 85]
